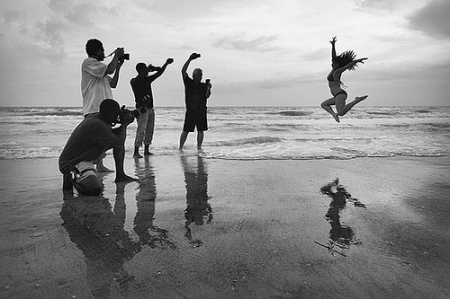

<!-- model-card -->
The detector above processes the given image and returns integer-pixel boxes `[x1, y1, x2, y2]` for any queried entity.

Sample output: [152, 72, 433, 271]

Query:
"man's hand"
[189, 53, 201, 60]
[114, 47, 125, 57]
[330, 37, 337, 45]
[121, 111, 135, 126]
[166, 58, 174, 64]
[147, 64, 159, 72]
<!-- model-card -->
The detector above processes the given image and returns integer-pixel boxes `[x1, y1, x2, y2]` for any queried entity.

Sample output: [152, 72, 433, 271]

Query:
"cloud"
[353, 0, 399, 11]
[301, 48, 329, 61]
[408, 0, 450, 39]
[212, 33, 280, 52]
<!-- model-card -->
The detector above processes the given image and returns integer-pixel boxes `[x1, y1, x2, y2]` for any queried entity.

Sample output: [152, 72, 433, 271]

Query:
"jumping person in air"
[321, 37, 368, 123]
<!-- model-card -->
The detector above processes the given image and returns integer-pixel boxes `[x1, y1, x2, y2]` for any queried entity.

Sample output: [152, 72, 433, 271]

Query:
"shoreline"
[1, 156, 449, 298]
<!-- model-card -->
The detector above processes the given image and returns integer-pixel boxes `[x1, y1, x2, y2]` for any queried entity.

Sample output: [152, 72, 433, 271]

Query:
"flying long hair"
[333, 50, 358, 70]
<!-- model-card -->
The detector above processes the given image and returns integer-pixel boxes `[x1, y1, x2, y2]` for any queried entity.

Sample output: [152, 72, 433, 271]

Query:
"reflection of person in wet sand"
[320, 178, 365, 248]
[321, 37, 368, 123]
[181, 155, 212, 247]
[60, 193, 140, 299]
[133, 157, 176, 249]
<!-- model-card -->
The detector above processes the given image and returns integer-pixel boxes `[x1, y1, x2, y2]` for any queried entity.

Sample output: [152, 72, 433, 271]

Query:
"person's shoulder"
[83, 57, 103, 67]
[183, 75, 193, 83]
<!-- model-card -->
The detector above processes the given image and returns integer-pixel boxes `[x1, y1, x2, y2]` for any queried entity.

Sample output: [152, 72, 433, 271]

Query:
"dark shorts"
[333, 90, 347, 98]
[183, 109, 208, 132]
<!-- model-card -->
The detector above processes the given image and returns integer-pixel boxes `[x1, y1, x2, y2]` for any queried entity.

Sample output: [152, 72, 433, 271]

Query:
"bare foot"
[115, 175, 138, 183]
[333, 114, 340, 123]
[144, 151, 153, 156]
[96, 165, 113, 172]
[133, 153, 143, 158]
[356, 95, 368, 103]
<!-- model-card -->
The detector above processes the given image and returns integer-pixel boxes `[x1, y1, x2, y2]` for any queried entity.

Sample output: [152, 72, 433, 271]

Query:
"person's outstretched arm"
[149, 58, 174, 81]
[330, 37, 337, 60]
[334, 57, 368, 77]
[182, 53, 199, 79]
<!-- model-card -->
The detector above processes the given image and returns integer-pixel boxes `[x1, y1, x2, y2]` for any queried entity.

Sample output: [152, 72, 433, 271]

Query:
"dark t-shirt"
[59, 115, 122, 174]
[183, 76, 208, 112]
[130, 76, 155, 109]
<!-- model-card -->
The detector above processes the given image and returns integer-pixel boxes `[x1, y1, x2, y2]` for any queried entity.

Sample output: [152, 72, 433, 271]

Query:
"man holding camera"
[59, 99, 136, 196]
[130, 58, 174, 158]
[82, 39, 127, 171]
[179, 53, 212, 151]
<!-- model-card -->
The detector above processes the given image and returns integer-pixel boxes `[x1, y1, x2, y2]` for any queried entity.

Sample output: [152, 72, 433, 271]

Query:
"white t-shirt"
[81, 57, 113, 115]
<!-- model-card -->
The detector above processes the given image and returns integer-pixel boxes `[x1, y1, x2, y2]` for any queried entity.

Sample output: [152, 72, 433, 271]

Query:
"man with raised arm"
[179, 53, 212, 151]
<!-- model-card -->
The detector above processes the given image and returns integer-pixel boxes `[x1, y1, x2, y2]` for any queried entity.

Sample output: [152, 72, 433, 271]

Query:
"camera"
[118, 53, 130, 63]
[118, 105, 139, 124]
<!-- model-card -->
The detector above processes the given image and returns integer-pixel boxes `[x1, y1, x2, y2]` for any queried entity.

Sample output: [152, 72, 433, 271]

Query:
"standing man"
[82, 38, 126, 171]
[179, 53, 212, 151]
[130, 58, 174, 158]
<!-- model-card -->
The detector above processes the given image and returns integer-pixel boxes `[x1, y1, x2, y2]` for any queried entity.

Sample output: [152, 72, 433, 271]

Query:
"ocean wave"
[203, 152, 449, 161]
[265, 110, 314, 116]
[26, 111, 82, 117]
[211, 136, 283, 147]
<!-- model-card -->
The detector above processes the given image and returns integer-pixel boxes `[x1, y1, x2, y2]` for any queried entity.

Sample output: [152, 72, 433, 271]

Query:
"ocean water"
[0, 106, 449, 161]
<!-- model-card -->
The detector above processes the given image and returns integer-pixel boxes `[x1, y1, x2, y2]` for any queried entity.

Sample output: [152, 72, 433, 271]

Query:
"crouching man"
[59, 99, 136, 196]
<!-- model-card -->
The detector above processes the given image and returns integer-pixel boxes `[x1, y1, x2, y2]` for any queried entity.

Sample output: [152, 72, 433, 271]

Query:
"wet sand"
[0, 155, 449, 298]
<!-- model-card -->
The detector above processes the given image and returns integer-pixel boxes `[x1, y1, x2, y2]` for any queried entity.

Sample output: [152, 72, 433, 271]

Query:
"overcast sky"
[1, 0, 449, 107]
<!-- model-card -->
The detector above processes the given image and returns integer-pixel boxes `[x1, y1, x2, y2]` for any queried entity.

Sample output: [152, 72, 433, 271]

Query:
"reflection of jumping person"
[179, 53, 212, 151]
[321, 37, 368, 123]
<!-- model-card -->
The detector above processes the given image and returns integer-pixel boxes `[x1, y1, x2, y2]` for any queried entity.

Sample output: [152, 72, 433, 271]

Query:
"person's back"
[59, 115, 110, 174]
[81, 57, 113, 115]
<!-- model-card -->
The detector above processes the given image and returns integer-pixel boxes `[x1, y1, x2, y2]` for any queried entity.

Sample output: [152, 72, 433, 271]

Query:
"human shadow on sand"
[318, 178, 365, 256]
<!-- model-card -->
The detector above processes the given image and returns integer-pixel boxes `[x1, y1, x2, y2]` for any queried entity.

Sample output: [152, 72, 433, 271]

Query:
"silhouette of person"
[321, 37, 368, 123]
[179, 53, 212, 151]
[320, 178, 365, 248]
[81, 39, 127, 172]
[130, 58, 174, 157]
[181, 155, 212, 247]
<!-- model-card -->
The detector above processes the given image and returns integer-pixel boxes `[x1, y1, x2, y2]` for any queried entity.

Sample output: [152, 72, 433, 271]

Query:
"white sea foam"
[0, 106, 449, 160]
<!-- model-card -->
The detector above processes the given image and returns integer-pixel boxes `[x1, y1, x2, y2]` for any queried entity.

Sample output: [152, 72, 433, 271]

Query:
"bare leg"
[114, 146, 136, 183]
[321, 98, 340, 123]
[197, 131, 204, 150]
[339, 95, 368, 116]
[144, 144, 152, 156]
[179, 131, 189, 150]
[133, 146, 143, 158]
[95, 152, 113, 172]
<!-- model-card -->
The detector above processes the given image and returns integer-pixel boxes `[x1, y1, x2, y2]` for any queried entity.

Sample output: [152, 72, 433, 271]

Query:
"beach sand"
[1, 155, 449, 298]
